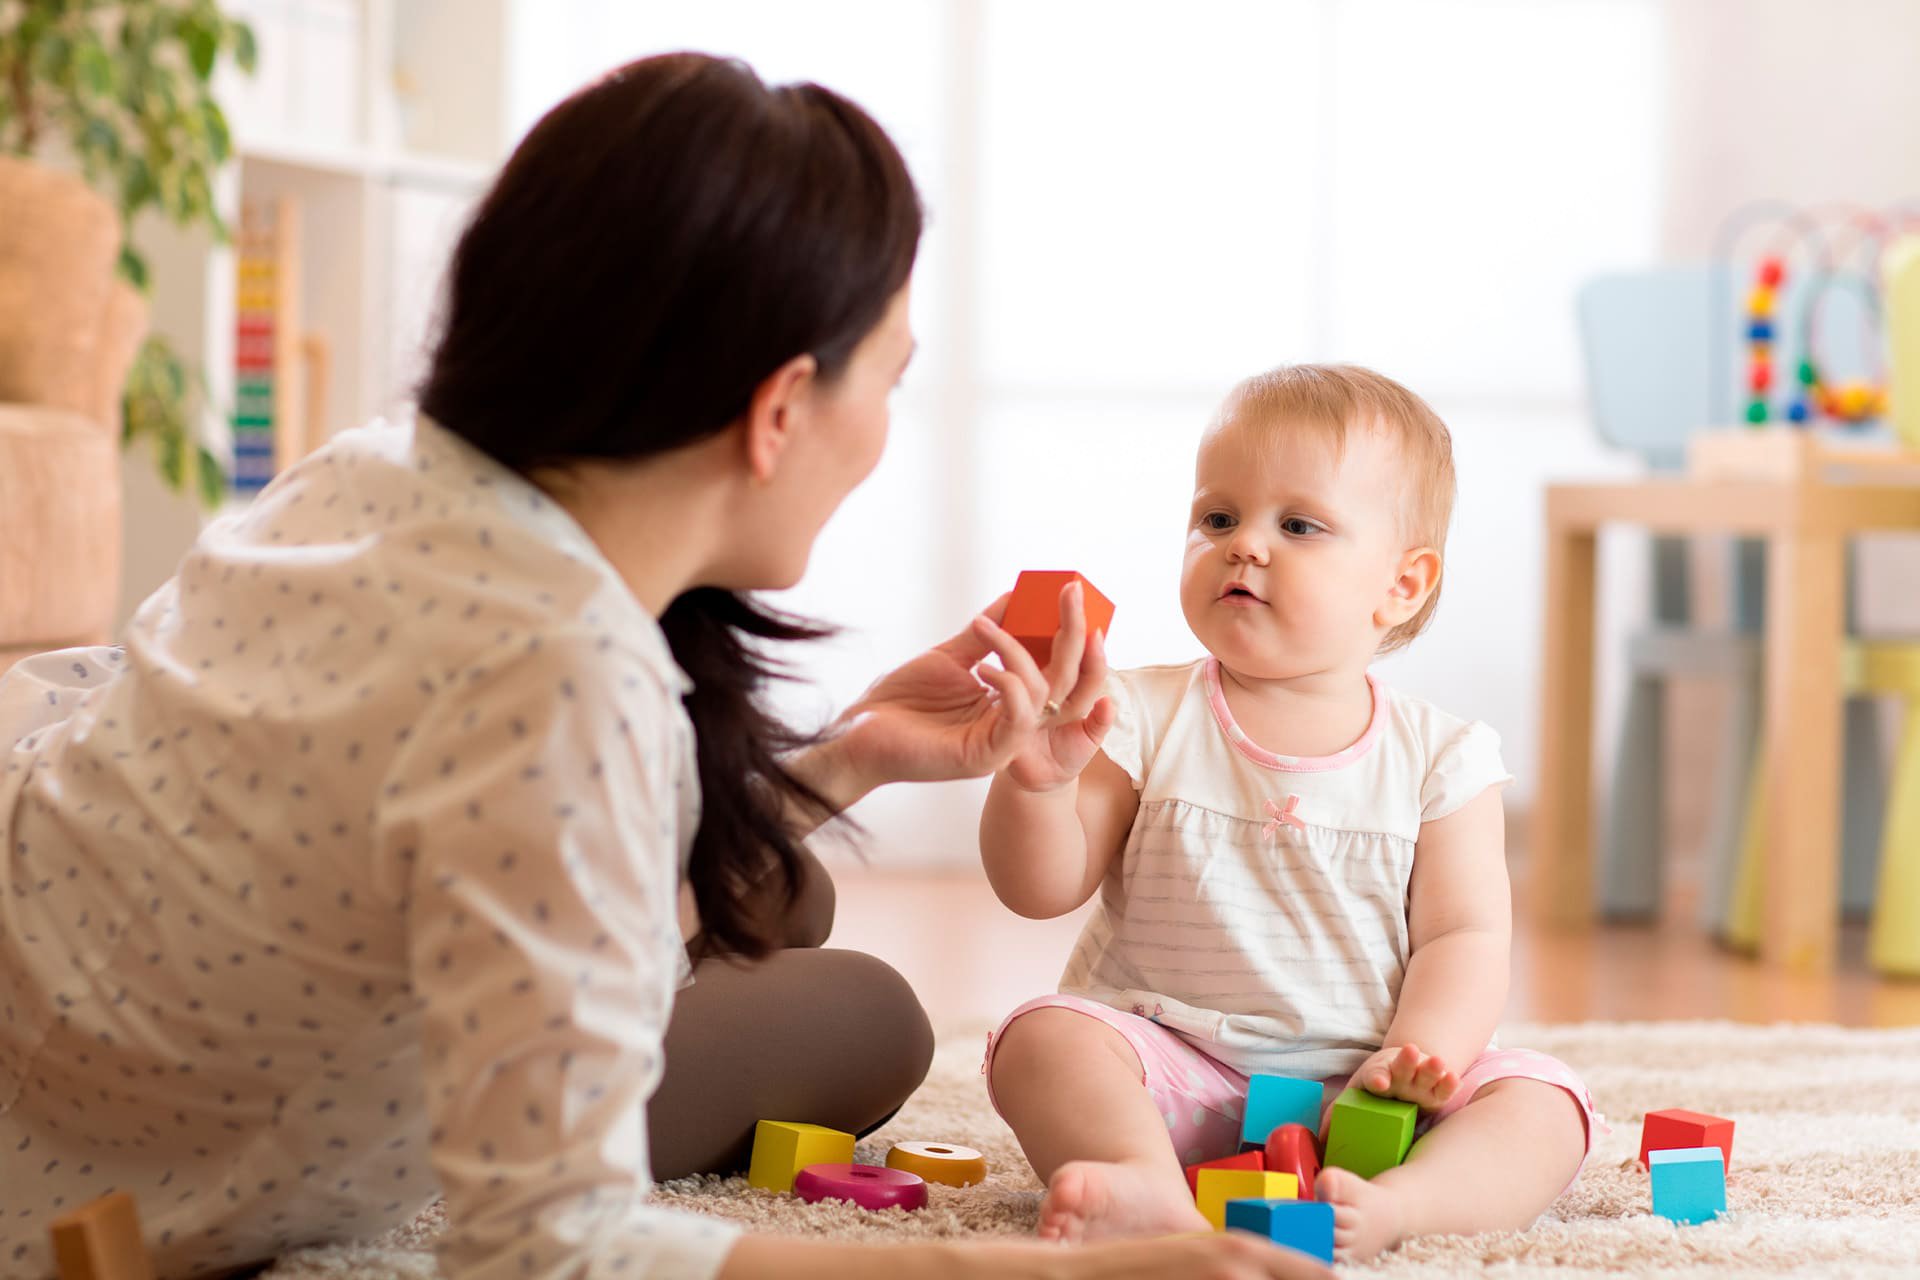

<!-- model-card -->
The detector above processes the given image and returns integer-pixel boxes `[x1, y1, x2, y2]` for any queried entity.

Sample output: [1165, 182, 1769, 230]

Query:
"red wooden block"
[1003, 571, 1115, 669]
[1183, 1149, 1265, 1199]
[1638, 1108, 1735, 1171]
[1262, 1123, 1321, 1200]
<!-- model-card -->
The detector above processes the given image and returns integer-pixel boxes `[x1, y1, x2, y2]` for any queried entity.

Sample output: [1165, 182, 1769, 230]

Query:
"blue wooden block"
[1225, 1198, 1335, 1263]
[1650, 1146, 1725, 1225]
[1239, 1074, 1325, 1147]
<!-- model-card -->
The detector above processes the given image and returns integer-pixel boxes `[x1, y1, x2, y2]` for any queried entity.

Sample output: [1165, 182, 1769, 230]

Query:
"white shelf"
[237, 135, 494, 191]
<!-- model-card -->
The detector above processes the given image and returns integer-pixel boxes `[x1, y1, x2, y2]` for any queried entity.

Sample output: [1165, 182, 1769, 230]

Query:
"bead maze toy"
[885, 1141, 988, 1187]
[793, 1163, 930, 1212]
[1649, 1147, 1727, 1225]
[1638, 1108, 1735, 1172]
[1224, 1198, 1336, 1264]
[1715, 202, 1920, 433]
[1002, 570, 1114, 668]
[1322, 1087, 1418, 1180]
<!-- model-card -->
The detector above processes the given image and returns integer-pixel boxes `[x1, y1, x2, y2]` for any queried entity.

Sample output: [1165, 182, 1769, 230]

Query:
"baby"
[975, 364, 1603, 1262]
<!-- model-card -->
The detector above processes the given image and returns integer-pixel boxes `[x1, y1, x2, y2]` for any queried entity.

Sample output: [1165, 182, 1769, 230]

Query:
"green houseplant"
[0, 0, 255, 507]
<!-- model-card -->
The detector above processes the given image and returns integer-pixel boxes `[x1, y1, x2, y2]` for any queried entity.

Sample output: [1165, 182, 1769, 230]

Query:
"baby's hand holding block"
[1323, 1087, 1418, 1179]
[1003, 570, 1114, 667]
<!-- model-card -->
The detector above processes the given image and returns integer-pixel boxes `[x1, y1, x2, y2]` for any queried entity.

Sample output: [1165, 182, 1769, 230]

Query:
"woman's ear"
[743, 353, 819, 485]
[1377, 546, 1442, 628]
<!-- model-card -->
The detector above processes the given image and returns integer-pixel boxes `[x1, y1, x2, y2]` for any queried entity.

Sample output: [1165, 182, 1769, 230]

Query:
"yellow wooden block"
[885, 1141, 988, 1187]
[747, 1120, 856, 1194]
[1195, 1168, 1297, 1231]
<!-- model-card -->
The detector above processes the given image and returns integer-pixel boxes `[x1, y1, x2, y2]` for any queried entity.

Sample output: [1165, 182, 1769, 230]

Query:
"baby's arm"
[1355, 786, 1510, 1106]
[980, 746, 1138, 919]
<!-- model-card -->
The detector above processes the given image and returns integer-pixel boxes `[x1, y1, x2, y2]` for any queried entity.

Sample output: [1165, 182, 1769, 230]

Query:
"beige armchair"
[0, 156, 148, 678]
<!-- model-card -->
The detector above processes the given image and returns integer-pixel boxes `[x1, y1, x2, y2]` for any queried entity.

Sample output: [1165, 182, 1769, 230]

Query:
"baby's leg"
[1318, 1077, 1588, 1262]
[988, 1005, 1212, 1244]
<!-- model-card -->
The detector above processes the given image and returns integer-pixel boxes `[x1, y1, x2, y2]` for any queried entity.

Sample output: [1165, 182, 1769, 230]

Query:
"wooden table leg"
[1762, 528, 1845, 971]
[1533, 514, 1599, 927]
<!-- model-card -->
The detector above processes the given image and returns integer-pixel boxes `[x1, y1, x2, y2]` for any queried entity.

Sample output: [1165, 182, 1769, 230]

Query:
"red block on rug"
[1638, 1108, 1735, 1171]
[1183, 1149, 1265, 1198]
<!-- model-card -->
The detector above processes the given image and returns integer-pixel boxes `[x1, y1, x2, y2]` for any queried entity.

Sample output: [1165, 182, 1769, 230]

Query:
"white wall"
[108, 0, 1919, 870]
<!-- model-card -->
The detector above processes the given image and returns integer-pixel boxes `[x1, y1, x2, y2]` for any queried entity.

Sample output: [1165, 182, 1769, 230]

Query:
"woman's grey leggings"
[645, 852, 935, 1181]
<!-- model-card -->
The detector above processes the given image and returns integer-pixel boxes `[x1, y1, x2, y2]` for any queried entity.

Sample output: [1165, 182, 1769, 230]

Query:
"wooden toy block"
[1262, 1123, 1321, 1200]
[747, 1120, 856, 1194]
[1002, 570, 1114, 668]
[1224, 1198, 1335, 1264]
[1649, 1147, 1726, 1225]
[1323, 1088, 1417, 1179]
[1240, 1074, 1325, 1147]
[1638, 1108, 1735, 1171]
[49, 1192, 155, 1280]
[1184, 1149, 1266, 1198]
[1195, 1168, 1296, 1231]
[793, 1163, 929, 1212]
[885, 1140, 988, 1187]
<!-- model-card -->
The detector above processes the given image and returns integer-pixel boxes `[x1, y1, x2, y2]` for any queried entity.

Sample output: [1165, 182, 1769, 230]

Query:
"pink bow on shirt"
[1263, 794, 1306, 838]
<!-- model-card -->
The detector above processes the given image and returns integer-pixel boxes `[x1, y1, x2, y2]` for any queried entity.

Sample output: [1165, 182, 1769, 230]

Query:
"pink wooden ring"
[793, 1163, 928, 1212]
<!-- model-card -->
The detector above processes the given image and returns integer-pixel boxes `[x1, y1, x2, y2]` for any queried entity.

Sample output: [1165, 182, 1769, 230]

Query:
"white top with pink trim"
[1058, 657, 1513, 1080]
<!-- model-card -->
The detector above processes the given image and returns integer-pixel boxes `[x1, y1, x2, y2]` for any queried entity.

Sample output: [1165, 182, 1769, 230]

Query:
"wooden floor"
[822, 865, 1920, 1031]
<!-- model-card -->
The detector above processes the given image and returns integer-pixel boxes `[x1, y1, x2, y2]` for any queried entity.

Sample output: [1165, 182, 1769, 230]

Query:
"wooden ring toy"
[885, 1141, 988, 1187]
[792, 1163, 929, 1212]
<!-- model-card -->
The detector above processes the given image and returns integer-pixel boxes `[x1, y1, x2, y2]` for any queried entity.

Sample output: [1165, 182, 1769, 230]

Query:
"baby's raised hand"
[979, 579, 1116, 793]
[1348, 1043, 1458, 1112]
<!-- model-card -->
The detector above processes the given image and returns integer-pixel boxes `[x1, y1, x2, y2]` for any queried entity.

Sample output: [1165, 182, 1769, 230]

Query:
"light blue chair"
[1574, 266, 1886, 930]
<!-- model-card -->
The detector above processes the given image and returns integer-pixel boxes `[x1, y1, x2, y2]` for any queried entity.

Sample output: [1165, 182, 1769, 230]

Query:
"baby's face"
[1179, 414, 1424, 680]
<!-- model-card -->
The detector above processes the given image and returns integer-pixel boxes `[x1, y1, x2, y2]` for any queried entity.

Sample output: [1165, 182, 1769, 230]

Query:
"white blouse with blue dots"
[0, 417, 738, 1280]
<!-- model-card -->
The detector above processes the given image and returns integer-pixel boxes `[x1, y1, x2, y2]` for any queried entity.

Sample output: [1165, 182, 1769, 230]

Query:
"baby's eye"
[1202, 512, 1235, 532]
[1281, 517, 1320, 537]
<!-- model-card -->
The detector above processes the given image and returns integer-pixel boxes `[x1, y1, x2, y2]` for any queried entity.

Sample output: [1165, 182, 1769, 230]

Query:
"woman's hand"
[827, 581, 1113, 795]
[725, 1231, 1330, 1280]
[1343, 1043, 1459, 1113]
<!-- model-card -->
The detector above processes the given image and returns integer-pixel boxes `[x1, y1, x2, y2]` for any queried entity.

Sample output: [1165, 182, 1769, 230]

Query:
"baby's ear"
[1378, 546, 1442, 626]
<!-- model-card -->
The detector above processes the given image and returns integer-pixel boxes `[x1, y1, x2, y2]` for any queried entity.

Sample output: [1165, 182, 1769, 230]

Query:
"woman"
[0, 54, 1323, 1280]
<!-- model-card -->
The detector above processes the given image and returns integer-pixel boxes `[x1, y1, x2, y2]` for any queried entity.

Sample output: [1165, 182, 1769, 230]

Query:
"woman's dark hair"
[419, 52, 923, 960]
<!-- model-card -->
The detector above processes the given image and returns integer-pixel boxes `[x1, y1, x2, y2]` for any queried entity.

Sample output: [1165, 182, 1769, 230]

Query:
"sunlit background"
[121, 0, 1920, 870]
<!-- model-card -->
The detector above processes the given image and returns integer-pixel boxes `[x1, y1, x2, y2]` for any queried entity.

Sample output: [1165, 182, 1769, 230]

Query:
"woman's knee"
[821, 948, 932, 1099]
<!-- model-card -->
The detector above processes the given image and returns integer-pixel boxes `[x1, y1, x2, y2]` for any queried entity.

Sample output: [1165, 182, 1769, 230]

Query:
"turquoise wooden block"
[1650, 1147, 1726, 1225]
[1323, 1088, 1417, 1179]
[1239, 1074, 1325, 1147]
[1225, 1198, 1334, 1263]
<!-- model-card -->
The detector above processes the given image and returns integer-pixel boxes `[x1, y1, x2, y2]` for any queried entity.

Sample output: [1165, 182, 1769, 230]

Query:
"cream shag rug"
[264, 1022, 1920, 1278]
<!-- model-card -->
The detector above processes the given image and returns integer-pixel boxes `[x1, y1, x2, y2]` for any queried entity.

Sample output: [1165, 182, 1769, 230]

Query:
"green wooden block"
[1323, 1088, 1417, 1179]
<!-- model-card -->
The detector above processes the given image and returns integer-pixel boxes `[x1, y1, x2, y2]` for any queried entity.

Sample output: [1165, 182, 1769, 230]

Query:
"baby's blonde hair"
[1215, 363, 1456, 654]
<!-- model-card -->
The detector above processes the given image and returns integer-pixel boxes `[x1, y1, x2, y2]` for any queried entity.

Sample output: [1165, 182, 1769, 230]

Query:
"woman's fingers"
[974, 661, 1038, 739]
[971, 613, 1050, 702]
[940, 593, 1014, 667]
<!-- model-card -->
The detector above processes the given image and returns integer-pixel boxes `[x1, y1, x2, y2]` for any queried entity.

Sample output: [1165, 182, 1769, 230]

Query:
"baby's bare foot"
[1037, 1159, 1210, 1244]
[1318, 1166, 1409, 1262]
